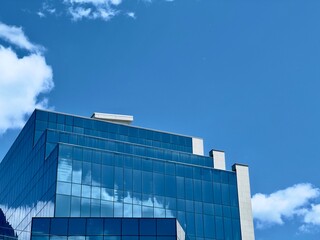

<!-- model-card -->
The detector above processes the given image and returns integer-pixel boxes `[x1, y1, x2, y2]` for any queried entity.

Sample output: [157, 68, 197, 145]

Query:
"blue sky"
[1, 0, 320, 239]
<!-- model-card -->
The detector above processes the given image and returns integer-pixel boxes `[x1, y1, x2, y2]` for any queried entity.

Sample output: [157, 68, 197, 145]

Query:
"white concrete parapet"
[91, 112, 133, 125]
[209, 150, 226, 170]
[232, 164, 255, 240]
[192, 137, 204, 156]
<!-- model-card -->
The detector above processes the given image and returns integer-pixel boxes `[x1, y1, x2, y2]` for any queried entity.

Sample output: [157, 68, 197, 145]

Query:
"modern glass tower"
[0, 110, 255, 240]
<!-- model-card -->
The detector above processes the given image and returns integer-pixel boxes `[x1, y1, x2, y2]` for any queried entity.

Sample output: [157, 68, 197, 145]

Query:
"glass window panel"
[232, 219, 241, 240]
[114, 167, 123, 190]
[194, 202, 203, 214]
[157, 219, 176, 236]
[32, 218, 50, 235]
[72, 184, 81, 197]
[231, 207, 240, 219]
[122, 237, 138, 240]
[215, 217, 224, 240]
[166, 197, 176, 210]
[204, 215, 215, 238]
[142, 171, 152, 195]
[195, 213, 204, 237]
[186, 212, 195, 236]
[154, 207, 165, 218]
[224, 218, 233, 240]
[56, 195, 70, 217]
[140, 237, 156, 240]
[142, 206, 153, 217]
[114, 202, 123, 217]
[229, 185, 238, 206]
[153, 161, 164, 173]
[140, 218, 156, 235]
[81, 198, 90, 217]
[72, 161, 82, 184]
[213, 183, 221, 204]
[73, 148, 83, 161]
[142, 159, 152, 172]
[153, 173, 164, 196]
[102, 165, 114, 188]
[70, 197, 81, 217]
[104, 219, 121, 235]
[186, 200, 194, 212]
[36, 110, 48, 121]
[203, 203, 214, 216]
[185, 178, 194, 200]
[91, 199, 101, 217]
[68, 218, 86, 235]
[102, 152, 114, 166]
[223, 206, 231, 218]
[165, 162, 175, 175]
[82, 162, 92, 185]
[50, 218, 68, 236]
[221, 171, 229, 184]
[32, 236, 49, 240]
[193, 180, 202, 202]
[57, 181, 71, 195]
[92, 151, 102, 164]
[122, 219, 139, 235]
[221, 184, 230, 205]
[51, 237, 67, 240]
[228, 173, 237, 185]
[83, 149, 92, 162]
[201, 181, 213, 203]
[177, 199, 186, 211]
[57, 158, 72, 182]
[176, 177, 185, 199]
[213, 171, 221, 183]
[124, 169, 133, 191]
[87, 219, 104, 235]
[165, 175, 176, 198]
[133, 170, 142, 192]
[101, 201, 113, 217]
[133, 205, 142, 217]
[82, 185, 91, 198]
[124, 203, 133, 217]
[214, 205, 223, 217]
[92, 163, 101, 187]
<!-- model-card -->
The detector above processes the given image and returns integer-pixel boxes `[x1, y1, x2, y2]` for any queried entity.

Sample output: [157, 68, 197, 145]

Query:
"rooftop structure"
[0, 109, 255, 240]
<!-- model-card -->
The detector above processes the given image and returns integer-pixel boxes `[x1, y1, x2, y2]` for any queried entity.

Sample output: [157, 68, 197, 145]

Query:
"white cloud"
[0, 22, 54, 134]
[303, 204, 320, 225]
[0, 22, 44, 53]
[252, 183, 320, 229]
[64, 0, 120, 21]
[126, 12, 136, 19]
[69, 6, 92, 20]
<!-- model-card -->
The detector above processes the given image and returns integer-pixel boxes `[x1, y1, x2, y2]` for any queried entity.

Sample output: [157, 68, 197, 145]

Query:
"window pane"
[50, 218, 68, 236]
[68, 218, 86, 235]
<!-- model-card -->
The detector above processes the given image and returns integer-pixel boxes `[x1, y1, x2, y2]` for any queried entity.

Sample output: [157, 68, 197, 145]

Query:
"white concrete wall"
[233, 164, 255, 240]
[210, 150, 226, 170]
[192, 137, 204, 156]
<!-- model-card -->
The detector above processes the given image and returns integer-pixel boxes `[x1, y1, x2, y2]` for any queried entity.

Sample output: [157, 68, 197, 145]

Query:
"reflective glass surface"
[0, 110, 242, 240]
[31, 218, 181, 239]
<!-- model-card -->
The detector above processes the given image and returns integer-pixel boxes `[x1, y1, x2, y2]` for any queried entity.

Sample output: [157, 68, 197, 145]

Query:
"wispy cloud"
[0, 22, 44, 53]
[0, 22, 54, 134]
[36, 0, 172, 22]
[64, 0, 121, 21]
[252, 183, 320, 232]
[38, 2, 57, 18]
[126, 12, 136, 19]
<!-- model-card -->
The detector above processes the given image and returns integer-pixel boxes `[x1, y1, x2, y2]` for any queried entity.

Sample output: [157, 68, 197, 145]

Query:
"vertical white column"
[232, 164, 255, 240]
[209, 150, 226, 170]
[192, 137, 204, 156]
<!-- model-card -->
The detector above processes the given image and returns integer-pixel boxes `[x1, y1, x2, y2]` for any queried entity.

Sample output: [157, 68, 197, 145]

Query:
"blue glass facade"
[31, 217, 184, 240]
[0, 110, 242, 240]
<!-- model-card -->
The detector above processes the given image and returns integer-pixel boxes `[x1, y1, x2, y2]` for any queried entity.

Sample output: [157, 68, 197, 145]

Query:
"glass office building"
[0, 110, 255, 240]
